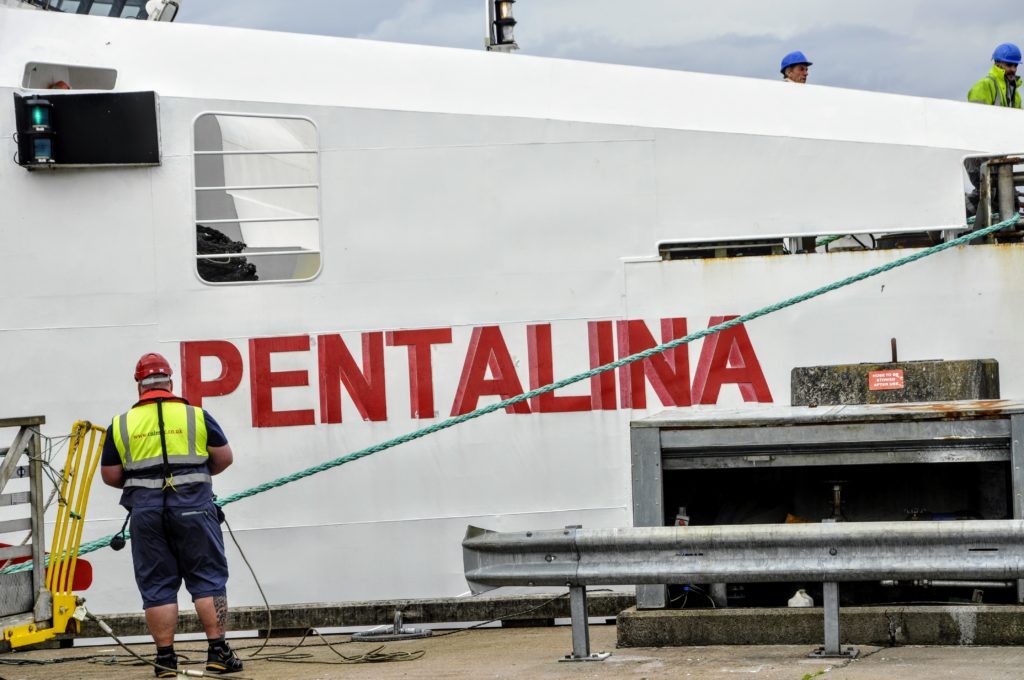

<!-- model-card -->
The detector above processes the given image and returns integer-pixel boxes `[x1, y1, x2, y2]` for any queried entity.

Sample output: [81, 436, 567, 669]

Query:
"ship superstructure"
[1, 5, 1023, 614]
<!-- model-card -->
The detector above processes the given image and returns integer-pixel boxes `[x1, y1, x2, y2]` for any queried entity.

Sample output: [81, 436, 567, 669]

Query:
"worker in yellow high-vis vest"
[101, 353, 243, 677]
[968, 43, 1022, 108]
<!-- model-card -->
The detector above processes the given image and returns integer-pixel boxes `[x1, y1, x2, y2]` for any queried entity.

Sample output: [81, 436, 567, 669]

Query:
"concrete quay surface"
[4, 625, 1024, 679]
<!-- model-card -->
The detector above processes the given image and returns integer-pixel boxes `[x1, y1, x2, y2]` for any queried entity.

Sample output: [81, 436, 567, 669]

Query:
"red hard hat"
[134, 353, 173, 382]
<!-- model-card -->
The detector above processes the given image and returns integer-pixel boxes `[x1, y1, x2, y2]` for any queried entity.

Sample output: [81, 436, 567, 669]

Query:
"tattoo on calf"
[214, 595, 228, 633]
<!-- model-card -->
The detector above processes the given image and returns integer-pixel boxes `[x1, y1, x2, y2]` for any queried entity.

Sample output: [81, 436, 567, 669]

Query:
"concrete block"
[617, 605, 1024, 647]
[791, 359, 999, 406]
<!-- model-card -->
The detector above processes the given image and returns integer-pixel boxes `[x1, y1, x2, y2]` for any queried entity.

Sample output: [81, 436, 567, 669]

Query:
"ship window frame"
[191, 111, 323, 286]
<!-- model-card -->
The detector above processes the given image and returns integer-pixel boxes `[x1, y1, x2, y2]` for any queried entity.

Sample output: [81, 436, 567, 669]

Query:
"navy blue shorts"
[129, 502, 228, 609]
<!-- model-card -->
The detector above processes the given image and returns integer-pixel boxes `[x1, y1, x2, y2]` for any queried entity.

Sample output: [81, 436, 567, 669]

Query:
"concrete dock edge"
[617, 605, 1024, 647]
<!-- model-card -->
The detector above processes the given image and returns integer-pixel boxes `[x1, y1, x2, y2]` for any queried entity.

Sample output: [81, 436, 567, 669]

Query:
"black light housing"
[489, 0, 518, 51]
[13, 91, 160, 170]
[21, 97, 56, 166]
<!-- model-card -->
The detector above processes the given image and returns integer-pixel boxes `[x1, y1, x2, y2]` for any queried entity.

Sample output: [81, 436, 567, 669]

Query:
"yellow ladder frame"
[4, 421, 105, 648]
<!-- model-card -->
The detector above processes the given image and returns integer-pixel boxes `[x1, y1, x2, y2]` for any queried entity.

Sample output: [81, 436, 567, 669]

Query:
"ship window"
[23, 62, 118, 90]
[120, 0, 147, 17]
[193, 113, 321, 284]
[22, 0, 146, 13]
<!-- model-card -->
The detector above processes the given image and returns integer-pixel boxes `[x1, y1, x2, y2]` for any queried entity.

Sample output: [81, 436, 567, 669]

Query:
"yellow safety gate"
[3, 421, 105, 648]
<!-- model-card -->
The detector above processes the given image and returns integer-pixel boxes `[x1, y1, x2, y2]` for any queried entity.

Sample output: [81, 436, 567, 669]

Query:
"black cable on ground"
[3, 508, 595, 671]
[86, 610, 255, 679]
[217, 510, 576, 663]
[221, 514, 273, 658]
[2, 590, 603, 670]
[429, 591, 571, 638]
[687, 584, 718, 608]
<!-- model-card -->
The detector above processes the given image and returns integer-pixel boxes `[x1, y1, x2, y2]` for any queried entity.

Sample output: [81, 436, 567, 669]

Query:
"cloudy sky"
[178, 1, 1024, 101]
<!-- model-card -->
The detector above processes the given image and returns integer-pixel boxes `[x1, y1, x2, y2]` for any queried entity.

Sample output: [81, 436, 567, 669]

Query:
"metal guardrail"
[463, 521, 1024, 661]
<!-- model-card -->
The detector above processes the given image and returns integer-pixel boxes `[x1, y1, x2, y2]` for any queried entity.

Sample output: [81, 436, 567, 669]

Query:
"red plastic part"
[0, 544, 93, 591]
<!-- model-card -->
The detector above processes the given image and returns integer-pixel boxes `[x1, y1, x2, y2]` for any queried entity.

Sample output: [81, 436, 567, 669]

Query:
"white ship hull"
[1, 6, 1023, 614]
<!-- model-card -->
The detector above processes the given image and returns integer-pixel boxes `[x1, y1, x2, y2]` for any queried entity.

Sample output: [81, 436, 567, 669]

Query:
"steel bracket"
[560, 651, 612, 662]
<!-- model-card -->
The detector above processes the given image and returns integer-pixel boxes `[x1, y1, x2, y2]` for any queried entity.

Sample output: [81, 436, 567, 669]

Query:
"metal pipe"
[978, 161, 993, 228]
[823, 582, 840, 655]
[568, 587, 589, 658]
[880, 579, 1015, 588]
[483, 0, 493, 49]
[556, 586, 610, 662]
[1011, 414, 1024, 603]
[998, 165, 1017, 225]
[808, 582, 857, 659]
[28, 429, 50, 622]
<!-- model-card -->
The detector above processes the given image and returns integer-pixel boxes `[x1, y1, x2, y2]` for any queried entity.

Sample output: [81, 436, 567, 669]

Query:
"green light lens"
[30, 106, 49, 127]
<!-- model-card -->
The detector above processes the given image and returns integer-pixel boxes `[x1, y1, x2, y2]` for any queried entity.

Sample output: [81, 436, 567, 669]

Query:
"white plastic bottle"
[675, 506, 690, 526]
[788, 589, 814, 607]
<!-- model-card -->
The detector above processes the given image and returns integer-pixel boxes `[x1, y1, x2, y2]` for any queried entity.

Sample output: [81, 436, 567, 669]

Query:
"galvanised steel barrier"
[463, 521, 1024, 661]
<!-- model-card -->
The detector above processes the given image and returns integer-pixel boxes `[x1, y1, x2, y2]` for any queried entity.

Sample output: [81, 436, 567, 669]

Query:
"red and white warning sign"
[868, 369, 905, 391]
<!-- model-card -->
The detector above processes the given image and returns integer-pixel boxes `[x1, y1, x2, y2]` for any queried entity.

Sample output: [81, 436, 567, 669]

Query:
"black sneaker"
[206, 642, 244, 674]
[153, 652, 177, 678]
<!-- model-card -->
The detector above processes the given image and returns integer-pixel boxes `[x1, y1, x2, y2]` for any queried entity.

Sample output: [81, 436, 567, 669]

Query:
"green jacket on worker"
[967, 65, 1022, 108]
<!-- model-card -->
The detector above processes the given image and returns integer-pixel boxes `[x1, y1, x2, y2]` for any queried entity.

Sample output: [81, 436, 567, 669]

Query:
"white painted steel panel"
[623, 245, 1024, 403]
[0, 7, 1019, 152]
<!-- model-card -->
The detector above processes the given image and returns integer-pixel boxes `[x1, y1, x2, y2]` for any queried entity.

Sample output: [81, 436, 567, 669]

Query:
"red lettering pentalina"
[451, 326, 531, 416]
[692, 316, 772, 404]
[527, 324, 591, 413]
[318, 333, 388, 423]
[249, 336, 315, 428]
[386, 328, 452, 419]
[616, 319, 691, 409]
[588, 321, 617, 410]
[181, 340, 243, 408]
[179, 314, 773, 426]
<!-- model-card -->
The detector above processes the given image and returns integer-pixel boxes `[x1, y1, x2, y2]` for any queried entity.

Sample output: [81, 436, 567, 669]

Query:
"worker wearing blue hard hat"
[780, 51, 812, 84]
[967, 43, 1021, 108]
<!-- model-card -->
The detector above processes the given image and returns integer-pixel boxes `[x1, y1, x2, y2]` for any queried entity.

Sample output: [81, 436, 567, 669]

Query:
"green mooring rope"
[814, 213, 994, 248]
[815, 234, 846, 247]
[5, 214, 1019, 574]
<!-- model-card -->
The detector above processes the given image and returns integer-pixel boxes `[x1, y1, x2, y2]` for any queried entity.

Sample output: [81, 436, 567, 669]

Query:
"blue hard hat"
[993, 43, 1022, 65]
[780, 51, 813, 74]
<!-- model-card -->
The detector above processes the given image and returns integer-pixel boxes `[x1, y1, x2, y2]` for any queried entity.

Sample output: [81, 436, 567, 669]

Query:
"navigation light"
[32, 137, 54, 163]
[25, 97, 53, 132]
[19, 97, 56, 167]
[487, 0, 518, 52]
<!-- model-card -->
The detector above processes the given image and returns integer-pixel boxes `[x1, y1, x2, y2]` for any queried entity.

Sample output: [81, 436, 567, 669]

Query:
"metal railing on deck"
[976, 154, 1024, 232]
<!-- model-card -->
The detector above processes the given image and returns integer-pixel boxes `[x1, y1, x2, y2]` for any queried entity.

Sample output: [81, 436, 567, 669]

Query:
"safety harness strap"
[124, 472, 212, 490]
[155, 399, 176, 491]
